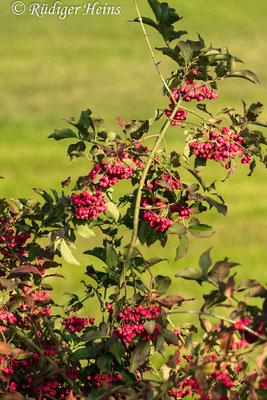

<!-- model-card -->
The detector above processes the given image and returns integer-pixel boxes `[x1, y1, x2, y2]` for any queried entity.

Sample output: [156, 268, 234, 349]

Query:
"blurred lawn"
[0, 1, 266, 322]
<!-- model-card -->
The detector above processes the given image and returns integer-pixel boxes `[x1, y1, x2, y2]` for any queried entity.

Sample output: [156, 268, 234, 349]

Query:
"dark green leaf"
[132, 16, 158, 30]
[105, 245, 118, 269]
[81, 330, 109, 342]
[108, 338, 124, 364]
[129, 341, 150, 372]
[96, 355, 113, 373]
[175, 235, 189, 261]
[71, 347, 94, 362]
[155, 275, 171, 295]
[48, 127, 77, 141]
[205, 197, 227, 216]
[188, 224, 215, 238]
[199, 248, 212, 277]
[177, 41, 193, 65]
[175, 268, 205, 283]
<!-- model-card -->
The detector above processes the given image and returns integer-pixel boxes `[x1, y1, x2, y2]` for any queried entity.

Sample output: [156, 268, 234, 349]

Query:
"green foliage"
[0, 1, 266, 399]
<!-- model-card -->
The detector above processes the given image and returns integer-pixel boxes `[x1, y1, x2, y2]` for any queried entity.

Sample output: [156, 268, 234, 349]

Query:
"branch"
[166, 310, 266, 340]
[133, 0, 176, 102]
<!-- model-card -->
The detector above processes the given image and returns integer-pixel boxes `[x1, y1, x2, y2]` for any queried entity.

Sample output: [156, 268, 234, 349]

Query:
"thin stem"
[133, 0, 176, 103]
[166, 310, 266, 340]
[121, 98, 183, 291]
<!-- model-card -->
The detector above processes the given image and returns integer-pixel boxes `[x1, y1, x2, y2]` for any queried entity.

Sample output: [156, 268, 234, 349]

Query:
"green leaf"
[68, 141, 86, 161]
[79, 109, 93, 129]
[178, 41, 193, 65]
[228, 69, 260, 85]
[76, 225, 96, 239]
[96, 355, 113, 373]
[162, 329, 178, 345]
[60, 240, 80, 266]
[205, 197, 227, 216]
[144, 320, 156, 335]
[125, 119, 149, 139]
[175, 268, 205, 283]
[170, 151, 181, 168]
[81, 330, 109, 342]
[175, 235, 189, 260]
[129, 341, 150, 372]
[91, 114, 105, 133]
[48, 127, 77, 141]
[132, 16, 158, 30]
[188, 224, 215, 238]
[199, 248, 212, 277]
[167, 222, 187, 236]
[155, 275, 171, 295]
[106, 201, 120, 222]
[147, 257, 167, 266]
[148, 0, 162, 21]
[105, 245, 118, 269]
[71, 347, 94, 362]
[33, 188, 54, 205]
[108, 338, 124, 364]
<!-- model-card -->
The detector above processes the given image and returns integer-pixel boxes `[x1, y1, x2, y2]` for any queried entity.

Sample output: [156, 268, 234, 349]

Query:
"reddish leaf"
[0, 342, 12, 355]
[9, 265, 41, 278]
[116, 116, 126, 130]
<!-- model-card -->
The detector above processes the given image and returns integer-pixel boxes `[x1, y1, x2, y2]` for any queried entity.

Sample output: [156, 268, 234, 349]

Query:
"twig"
[133, 0, 176, 103]
[166, 310, 266, 340]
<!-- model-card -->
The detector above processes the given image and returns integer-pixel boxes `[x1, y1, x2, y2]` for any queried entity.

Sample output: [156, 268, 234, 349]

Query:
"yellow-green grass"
[1, 1, 266, 324]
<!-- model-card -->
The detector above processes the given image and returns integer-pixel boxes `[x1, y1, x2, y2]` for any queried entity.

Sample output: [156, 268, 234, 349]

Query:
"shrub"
[0, 1, 266, 399]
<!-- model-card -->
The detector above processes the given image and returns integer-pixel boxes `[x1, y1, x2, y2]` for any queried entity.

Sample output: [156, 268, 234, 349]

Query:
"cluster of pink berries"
[165, 107, 188, 127]
[72, 190, 107, 221]
[231, 340, 249, 350]
[189, 127, 252, 167]
[165, 72, 219, 127]
[108, 305, 162, 345]
[158, 174, 181, 190]
[146, 174, 181, 191]
[2, 367, 14, 375]
[0, 310, 17, 331]
[114, 322, 161, 344]
[141, 198, 193, 233]
[141, 197, 167, 209]
[170, 203, 193, 220]
[31, 290, 51, 302]
[168, 378, 202, 399]
[37, 380, 60, 397]
[233, 317, 250, 331]
[89, 162, 134, 188]
[134, 142, 149, 152]
[146, 175, 181, 191]
[116, 305, 162, 322]
[87, 373, 123, 388]
[172, 83, 219, 104]
[214, 370, 233, 388]
[143, 211, 173, 233]
[62, 316, 93, 333]
[88, 154, 144, 189]
[0, 220, 30, 257]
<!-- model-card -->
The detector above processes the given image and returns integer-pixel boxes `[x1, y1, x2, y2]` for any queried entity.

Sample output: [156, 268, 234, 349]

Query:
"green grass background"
[1, 1, 267, 323]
